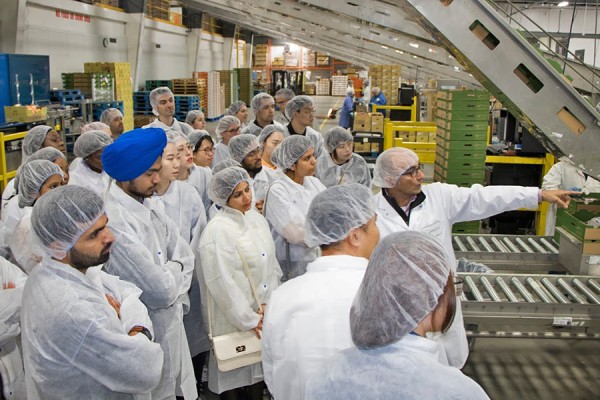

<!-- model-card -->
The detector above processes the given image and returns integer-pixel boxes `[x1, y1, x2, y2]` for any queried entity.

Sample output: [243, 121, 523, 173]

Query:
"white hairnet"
[208, 166, 251, 207]
[100, 108, 123, 125]
[372, 147, 419, 188]
[225, 101, 246, 116]
[257, 124, 284, 147]
[27, 147, 65, 163]
[149, 86, 173, 116]
[81, 122, 109, 134]
[372, 87, 381, 95]
[30, 185, 104, 259]
[305, 184, 374, 247]
[212, 159, 241, 175]
[229, 134, 259, 163]
[323, 127, 353, 153]
[275, 88, 295, 101]
[17, 160, 63, 208]
[185, 109, 204, 125]
[22, 125, 53, 159]
[350, 231, 451, 349]
[188, 130, 211, 148]
[270, 135, 313, 171]
[165, 128, 185, 144]
[74, 130, 112, 158]
[215, 116, 240, 140]
[285, 95, 314, 119]
[251, 92, 274, 112]
[346, 87, 354, 96]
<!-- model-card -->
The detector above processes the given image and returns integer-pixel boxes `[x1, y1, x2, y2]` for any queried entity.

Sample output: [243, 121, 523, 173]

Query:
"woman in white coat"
[211, 116, 241, 168]
[264, 135, 326, 281]
[197, 167, 282, 398]
[188, 130, 214, 216]
[306, 232, 490, 400]
[68, 130, 112, 195]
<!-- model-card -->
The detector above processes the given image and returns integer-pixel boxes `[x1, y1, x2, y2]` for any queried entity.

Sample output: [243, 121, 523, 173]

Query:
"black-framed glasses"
[199, 147, 214, 154]
[225, 126, 241, 134]
[402, 164, 423, 178]
[454, 276, 464, 297]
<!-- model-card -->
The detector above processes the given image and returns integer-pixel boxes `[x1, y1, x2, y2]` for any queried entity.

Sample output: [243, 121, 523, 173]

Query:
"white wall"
[1, 0, 242, 90]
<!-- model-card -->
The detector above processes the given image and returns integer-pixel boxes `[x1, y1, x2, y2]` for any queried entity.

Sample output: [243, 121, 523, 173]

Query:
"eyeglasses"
[336, 142, 353, 151]
[454, 276, 464, 297]
[199, 147, 214, 154]
[225, 126, 241, 134]
[401, 164, 423, 178]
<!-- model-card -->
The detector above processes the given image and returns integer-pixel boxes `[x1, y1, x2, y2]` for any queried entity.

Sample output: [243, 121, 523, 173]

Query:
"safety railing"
[0, 131, 26, 192]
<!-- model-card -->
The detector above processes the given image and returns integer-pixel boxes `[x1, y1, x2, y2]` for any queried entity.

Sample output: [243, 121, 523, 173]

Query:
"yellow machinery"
[0, 131, 27, 192]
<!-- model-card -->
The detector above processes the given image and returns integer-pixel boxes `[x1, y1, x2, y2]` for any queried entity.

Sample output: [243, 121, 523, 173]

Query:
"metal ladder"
[398, 0, 600, 179]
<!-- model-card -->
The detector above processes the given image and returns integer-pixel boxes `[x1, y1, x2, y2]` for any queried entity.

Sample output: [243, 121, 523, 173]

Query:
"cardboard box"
[416, 132, 430, 142]
[355, 104, 368, 113]
[353, 112, 371, 132]
[4, 106, 47, 123]
[370, 112, 384, 133]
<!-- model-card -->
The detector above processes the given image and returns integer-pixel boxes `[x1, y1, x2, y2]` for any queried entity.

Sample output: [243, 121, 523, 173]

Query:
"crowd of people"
[0, 86, 577, 400]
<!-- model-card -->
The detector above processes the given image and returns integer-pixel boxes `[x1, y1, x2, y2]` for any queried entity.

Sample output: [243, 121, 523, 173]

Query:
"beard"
[129, 180, 155, 198]
[69, 244, 111, 270]
[242, 159, 263, 177]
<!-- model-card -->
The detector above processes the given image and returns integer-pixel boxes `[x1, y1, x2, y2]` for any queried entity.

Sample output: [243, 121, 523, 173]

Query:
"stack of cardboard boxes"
[254, 44, 268, 67]
[353, 112, 384, 133]
[316, 79, 330, 96]
[207, 71, 222, 119]
[368, 64, 401, 105]
[331, 75, 348, 96]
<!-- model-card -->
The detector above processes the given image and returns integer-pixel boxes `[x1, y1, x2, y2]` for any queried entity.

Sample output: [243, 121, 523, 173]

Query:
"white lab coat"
[1, 180, 16, 212]
[542, 159, 600, 235]
[375, 183, 539, 368]
[104, 183, 197, 400]
[21, 260, 163, 400]
[211, 142, 231, 168]
[283, 125, 324, 159]
[315, 153, 371, 188]
[241, 120, 285, 137]
[0, 257, 27, 400]
[8, 214, 42, 274]
[186, 165, 212, 217]
[262, 255, 368, 400]
[264, 174, 326, 280]
[144, 118, 194, 136]
[68, 159, 109, 195]
[1, 197, 28, 237]
[306, 334, 489, 400]
[197, 206, 282, 394]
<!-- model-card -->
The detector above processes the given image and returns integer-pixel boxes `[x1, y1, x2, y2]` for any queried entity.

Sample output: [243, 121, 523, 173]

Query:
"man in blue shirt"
[369, 87, 387, 116]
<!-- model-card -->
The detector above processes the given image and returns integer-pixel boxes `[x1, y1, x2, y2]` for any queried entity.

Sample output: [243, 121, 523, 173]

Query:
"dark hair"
[431, 275, 456, 334]
[193, 135, 214, 153]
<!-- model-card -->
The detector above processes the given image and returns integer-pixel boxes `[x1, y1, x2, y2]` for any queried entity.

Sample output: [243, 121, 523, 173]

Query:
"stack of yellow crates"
[368, 64, 401, 105]
[84, 62, 134, 131]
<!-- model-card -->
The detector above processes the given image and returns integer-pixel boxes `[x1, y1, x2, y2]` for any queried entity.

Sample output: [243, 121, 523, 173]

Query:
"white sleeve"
[265, 183, 308, 245]
[0, 257, 27, 345]
[542, 162, 564, 190]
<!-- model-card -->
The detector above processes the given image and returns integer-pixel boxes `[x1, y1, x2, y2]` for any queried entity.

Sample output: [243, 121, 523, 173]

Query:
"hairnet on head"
[165, 128, 185, 144]
[102, 128, 167, 181]
[22, 125, 53, 160]
[257, 125, 284, 147]
[30, 185, 104, 260]
[372, 147, 419, 188]
[188, 130, 211, 148]
[81, 122, 110, 134]
[346, 87, 355, 96]
[323, 127, 353, 153]
[305, 183, 374, 247]
[215, 116, 240, 140]
[100, 108, 123, 125]
[271, 135, 313, 171]
[185, 109, 204, 125]
[212, 159, 241, 175]
[149, 86, 173, 116]
[251, 92, 274, 112]
[17, 160, 63, 208]
[372, 87, 381, 95]
[27, 147, 65, 163]
[225, 101, 246, 116]
[275, 88, 295, 101]
[285, 95, 314, 119]
[229, 134, 259, 163]
[208, 166, 251, 207]
[74, 130, 112, 158]
[350, 231, 451, 349]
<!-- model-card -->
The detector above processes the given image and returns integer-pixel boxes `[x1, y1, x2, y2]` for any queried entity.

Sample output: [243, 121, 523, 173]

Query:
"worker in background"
[224, 100, 249, 129]
[101, 128, 198, 400]
[212, 116, 241, 167]
[257, 125, 285, 181]
[315, 127, 371, 188]
[263, 184, 379, 400]
[144, 87, 193, 136]
[21, 185, 164, 399]
[368, 86, 387, 116]
[188, 130, 214, 216]
[306, 232, 490, 400]
[338, 87, 354, 130]
[372, 147, 579, 368]
[81, 121, 111, 135]
[284, 95, 324, 159]
[274, 88, 295, 125]
[185, 109, 207, 131]
[542, 156, 600, 235]
[68, 130, 112, 195]
[100, 108, 125, 140]
[229, 134, 271, 212]
[241, 93, 284, 137]
[264, 135, 326, 281]
[0, 255, 28, 399]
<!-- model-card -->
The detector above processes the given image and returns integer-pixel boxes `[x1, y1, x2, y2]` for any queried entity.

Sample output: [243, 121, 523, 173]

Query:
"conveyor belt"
[460, 273, 600, 339]
[453, 234, 563, 272]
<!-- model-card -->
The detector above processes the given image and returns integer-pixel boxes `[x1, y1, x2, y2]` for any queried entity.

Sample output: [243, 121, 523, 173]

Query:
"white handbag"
[207, 251, 263, 372]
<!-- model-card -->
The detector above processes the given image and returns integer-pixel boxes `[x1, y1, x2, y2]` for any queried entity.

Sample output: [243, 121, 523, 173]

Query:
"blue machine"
[0, 54, 50, 124]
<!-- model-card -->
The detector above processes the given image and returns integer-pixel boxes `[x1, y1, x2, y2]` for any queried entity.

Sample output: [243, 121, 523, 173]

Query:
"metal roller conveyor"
[453, 234, 563, 272]
[461, 273, 600, 339]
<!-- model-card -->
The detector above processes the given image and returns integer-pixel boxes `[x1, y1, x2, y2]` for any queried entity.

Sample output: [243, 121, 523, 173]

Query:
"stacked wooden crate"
[331, 75, 348, 96]
[369, 64, 401, 104]
[254, 44, 268, 67]
[146, 0, 169, 20]
[207, 71, 222, 119]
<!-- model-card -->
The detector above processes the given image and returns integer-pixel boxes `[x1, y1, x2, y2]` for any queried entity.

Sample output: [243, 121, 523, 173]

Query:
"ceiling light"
[453, 66, 460, 71]
[428, 48, 436, 53]
[557, 1, 569, 7]
[409, 42, 419, 48]
[381, 45, 389, 49]
[396, 50, 404, 54]
[413, 55, 418, 59]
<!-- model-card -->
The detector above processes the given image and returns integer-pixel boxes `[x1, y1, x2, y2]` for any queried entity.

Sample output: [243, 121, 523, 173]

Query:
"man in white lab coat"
[144, 87, 193, 136]
[262, 183, 379, 400]
[21, 185, 163, 400]
[101, 128, 198, 400]
[372, 147, 578, 368]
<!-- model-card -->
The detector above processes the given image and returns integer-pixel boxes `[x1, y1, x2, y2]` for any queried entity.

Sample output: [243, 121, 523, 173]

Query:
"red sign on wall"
[55, 9, 91, 23]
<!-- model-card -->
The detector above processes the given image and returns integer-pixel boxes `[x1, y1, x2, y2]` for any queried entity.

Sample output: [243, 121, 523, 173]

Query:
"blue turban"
[101, 128, 167, 181]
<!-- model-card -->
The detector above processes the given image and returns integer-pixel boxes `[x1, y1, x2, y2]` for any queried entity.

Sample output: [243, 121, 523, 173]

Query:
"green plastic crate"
[437, 98, 489, 111]
[437, 118, 489, 131]
[435, 155, 487, 170]
[555, 209, 600, 243]
[437, 90, 490, 102]
[436, 136, 487, 152]
[436, 108, 489, 122]
[436, 129, 488, 143]
[452, 221, 481, 234]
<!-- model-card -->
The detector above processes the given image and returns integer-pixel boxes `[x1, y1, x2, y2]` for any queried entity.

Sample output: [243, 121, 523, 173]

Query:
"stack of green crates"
[434, 89, 490, 233]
